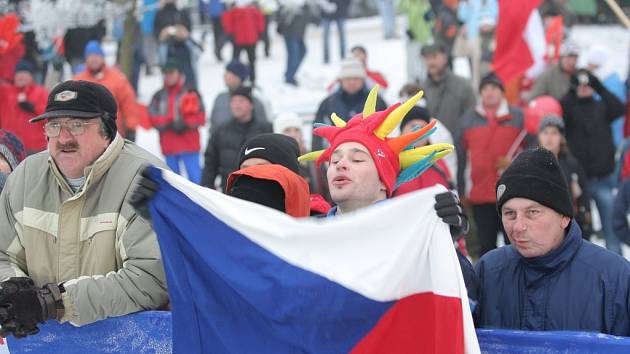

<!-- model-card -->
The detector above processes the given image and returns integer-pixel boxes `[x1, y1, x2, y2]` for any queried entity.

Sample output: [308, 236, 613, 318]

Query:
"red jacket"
[0, 83, 48, 153]
[393, 159, 452, 197]
[222, 6, 265, 46]
[148, 80, 205, 155]
[456, 101, 524, 204]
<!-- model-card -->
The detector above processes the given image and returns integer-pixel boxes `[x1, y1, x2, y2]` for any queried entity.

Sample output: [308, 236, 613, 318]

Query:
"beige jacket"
[0, 134, 169, 326]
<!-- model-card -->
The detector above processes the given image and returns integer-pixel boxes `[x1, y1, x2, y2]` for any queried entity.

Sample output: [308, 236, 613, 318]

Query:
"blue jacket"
[475, 220, 630, 336]
[613, 177, 630, 246]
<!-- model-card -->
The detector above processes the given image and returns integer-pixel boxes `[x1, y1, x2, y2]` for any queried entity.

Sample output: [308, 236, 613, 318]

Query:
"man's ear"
[561, 215, 571, 229]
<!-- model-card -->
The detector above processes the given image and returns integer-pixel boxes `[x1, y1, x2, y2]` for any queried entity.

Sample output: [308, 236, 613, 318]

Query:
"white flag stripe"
[525, 9, 546, 78]
[161, 169, 462, 301]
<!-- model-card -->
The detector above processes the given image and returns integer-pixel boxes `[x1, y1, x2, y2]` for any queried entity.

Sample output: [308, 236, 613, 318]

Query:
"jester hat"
[300, 85, 453, 197]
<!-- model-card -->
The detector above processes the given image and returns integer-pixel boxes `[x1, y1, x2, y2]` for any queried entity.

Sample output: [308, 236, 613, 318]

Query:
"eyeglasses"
[44, 120, 99, 138]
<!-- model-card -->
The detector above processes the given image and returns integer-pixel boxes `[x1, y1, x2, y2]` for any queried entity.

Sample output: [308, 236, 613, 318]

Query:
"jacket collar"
[48, 134, 125, 197]
[475, 98, 510, 119]
[519, 219, 582, 283]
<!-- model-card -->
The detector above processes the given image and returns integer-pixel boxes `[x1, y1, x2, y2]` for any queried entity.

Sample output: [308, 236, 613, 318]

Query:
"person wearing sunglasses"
[0, 80, 168, 338]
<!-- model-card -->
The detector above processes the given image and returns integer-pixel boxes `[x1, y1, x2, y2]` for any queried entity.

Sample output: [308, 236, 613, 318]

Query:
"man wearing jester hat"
[299, 85, 477, 300]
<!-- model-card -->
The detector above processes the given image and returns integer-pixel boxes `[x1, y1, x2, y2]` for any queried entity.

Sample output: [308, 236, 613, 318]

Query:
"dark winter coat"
[312, 86, 387, 151]
[475, 220, 630, 335]
[153, 3, 192, 40]
[456, 101, 524, 204]
[557, 150, 591, 236]
[201, 117, 272, 191]
[561, 86, 625, 178]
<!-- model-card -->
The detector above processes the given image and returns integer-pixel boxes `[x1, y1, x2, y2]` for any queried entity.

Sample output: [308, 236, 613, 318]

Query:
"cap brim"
[30, 110, 101, 123]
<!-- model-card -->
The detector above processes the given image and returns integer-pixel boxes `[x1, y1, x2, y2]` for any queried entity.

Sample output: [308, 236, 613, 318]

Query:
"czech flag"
[147, 167, 480, 354]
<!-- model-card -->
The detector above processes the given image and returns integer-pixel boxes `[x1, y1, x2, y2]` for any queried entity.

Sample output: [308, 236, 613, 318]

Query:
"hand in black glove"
[129, 167, 160, 221]
[18, 101, 35, 113]
[169, 120, 188, 134]
[0, 277, 63, 339]
[587, 71, 605, 93]
[434, 191, 469, 240]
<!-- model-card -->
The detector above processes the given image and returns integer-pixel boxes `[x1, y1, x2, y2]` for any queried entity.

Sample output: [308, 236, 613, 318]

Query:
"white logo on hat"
[376, 149, 386, 158]
[497, 184, 506, 200]
[54, 90, 77, 102]
[244, 147, 265, 155]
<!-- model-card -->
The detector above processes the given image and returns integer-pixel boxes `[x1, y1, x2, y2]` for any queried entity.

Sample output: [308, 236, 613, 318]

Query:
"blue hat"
[226, 60, 249, 82]
[14, 60, 34, 74]
[84, 40, 105, 58]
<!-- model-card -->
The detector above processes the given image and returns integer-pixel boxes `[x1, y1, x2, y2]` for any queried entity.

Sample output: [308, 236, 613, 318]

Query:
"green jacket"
[398, 0, 433, 44]
[0, 134, 169, 326]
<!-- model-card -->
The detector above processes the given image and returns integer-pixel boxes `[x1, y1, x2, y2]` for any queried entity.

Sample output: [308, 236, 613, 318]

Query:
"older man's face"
[46, 117, 110, 179]
[501, 198, 571, 258]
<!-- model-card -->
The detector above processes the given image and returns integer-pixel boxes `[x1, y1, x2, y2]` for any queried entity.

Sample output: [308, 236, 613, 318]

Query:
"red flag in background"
[492, 0, 545, 83]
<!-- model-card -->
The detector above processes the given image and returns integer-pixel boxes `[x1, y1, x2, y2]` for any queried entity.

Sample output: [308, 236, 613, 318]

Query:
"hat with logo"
[238, 133, 301, 174]
[496, 147, 573, 217]
[30, 80, 118, 139]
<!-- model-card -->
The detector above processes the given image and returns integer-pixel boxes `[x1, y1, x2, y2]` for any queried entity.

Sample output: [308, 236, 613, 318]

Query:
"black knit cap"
[231, 85, 253, 102]
[479, 72, 504, 92]
[496, 148, 573, 217]
[238, 133, 300, 174]
[29, 80, 118, 139]
[228, 175, 286, 212]
[400, 106, 431, 131]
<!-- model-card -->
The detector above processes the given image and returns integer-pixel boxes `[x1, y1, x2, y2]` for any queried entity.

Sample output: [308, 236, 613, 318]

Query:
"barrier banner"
[2, 312, 630, 353]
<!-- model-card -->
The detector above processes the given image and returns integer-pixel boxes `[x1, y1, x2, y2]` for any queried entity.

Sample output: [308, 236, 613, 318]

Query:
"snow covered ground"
[128, 16, 630, 257]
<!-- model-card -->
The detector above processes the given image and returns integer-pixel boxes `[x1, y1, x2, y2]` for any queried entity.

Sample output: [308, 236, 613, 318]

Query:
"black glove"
[18, 101, 35, 113]
[434, 191, 469, 240]
[169, 120, 188, 134]
[129, 167, 160, 221]
[0, 277, 64, 339]
[587, 71, 605, 93]
[125, 129, 136, 142]
[406, 29, 415, 40]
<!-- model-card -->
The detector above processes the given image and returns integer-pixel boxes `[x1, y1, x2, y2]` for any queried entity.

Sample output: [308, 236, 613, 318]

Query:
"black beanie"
[231, 85, 253, 102]
[479, 72, 504, 92]
[400, 106, 431, 131]
[228, 175, 286, 212]
[496, 148, 573, 217]
[238, 133, 300, 174]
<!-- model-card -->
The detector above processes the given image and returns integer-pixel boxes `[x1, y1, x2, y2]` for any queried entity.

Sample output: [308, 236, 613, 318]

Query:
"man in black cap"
[201, 86, 272, 191]
[475, 147, 630, 335]
[0, 80, 168, 337]
[419, 43, 476, 135]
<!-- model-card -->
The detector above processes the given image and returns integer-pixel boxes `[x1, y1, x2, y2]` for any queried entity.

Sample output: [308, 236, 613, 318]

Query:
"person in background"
[222, 0, 265, 84]
[141, 0, 161, 74]
[378, 0, 397, 39]
[320, 0, 351, 64]
[0, 60, 48, 154]
[201, 86, 272, 190]
[74, 40, 139, 141]
[148, 60, 205, 183]
[398, 0, 433, 83]
[350, 45, 389, 90]
[456, 73, 525, 258]
[420, 43, 476, 135]
[457, 0, 498, 89]
[273, 112, 316, 190]
[276, 0, 319, 86]
[208, 60, 269, 135]
[528, 40, 579, 101]
[475, 148, 630, 336]
[561, 69, 625, 254]
[199, 0, 227, 61]
[537, 115, 591, 238]
[0, 129, 26, 193]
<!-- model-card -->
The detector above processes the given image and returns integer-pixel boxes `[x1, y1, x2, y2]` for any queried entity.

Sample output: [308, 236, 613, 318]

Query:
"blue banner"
[4, 312, 630, 353]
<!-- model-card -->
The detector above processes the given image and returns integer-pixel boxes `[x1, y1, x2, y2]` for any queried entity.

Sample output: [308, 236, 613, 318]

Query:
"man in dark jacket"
[420, 43, 476, 135]
[475, 148, 630, 335]
[201, 86, 272, 191]
[311, 58, 387, 196]
[561, 69, 626, 254]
